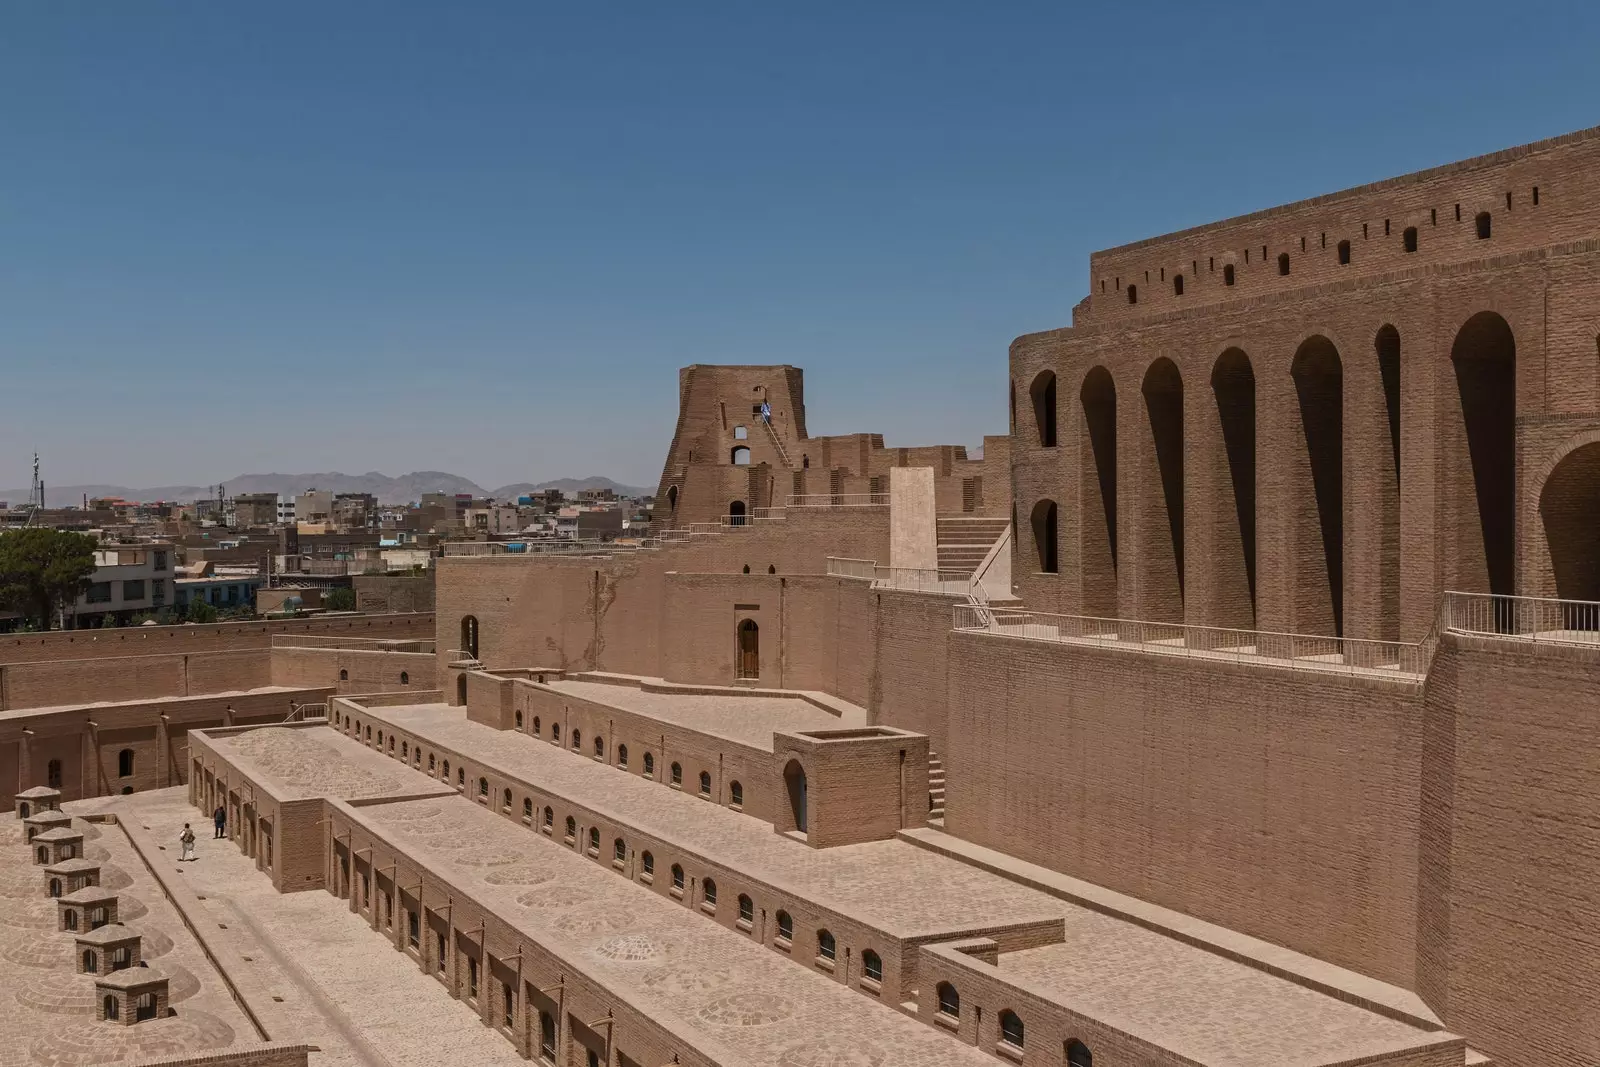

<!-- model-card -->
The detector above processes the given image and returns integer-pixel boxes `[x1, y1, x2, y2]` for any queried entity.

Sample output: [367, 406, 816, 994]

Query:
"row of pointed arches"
[1019, 311, 1526, 637]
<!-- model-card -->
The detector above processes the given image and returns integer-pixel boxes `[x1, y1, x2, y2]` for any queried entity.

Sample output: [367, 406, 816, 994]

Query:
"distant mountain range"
[0, 472, 653, 508]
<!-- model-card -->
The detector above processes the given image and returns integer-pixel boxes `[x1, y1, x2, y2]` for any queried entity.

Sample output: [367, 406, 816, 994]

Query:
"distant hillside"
[491, 477, 652, 499]
[3, 471, 650, 507]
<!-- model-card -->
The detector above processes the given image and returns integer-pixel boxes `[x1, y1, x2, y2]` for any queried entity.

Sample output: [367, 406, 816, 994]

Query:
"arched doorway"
[1140, 357, 1184, 620]
[736, 620, 759, 680]
[1540, 440, 1600, 615]
[1450, 312, 1516, 605]
[460, 615, 479, 661]
[1290, 335, 1344, 637]
[729, 500, 747, 527]
[1211, 348, 1257, 628]
[784, 759, 807, 834]
[1079, 366, 1118, 615]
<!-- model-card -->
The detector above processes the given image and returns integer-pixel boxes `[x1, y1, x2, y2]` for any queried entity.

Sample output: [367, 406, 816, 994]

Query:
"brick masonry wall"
[0, 649, 270, 710]
[511, 681, 777, 822]
[0, 687, 330, 801]
[1419, 633, 1600, 1067]
[0, 612, 433, 665]
[943, 628, 1423, 991]
[269, 646, 436, 695]
[1011, 241, 1600, 643]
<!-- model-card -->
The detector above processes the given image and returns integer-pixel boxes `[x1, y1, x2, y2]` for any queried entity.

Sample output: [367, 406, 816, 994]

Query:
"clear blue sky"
[3, 1, 1597, 491]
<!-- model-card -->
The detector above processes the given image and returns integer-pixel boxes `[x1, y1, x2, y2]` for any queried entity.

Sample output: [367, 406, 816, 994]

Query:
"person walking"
[213, 804, 227, 839]
[179, 823, 196, 862]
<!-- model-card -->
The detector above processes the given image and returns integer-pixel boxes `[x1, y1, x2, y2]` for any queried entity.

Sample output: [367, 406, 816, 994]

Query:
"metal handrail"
[1440, 591, 1600, 646]
[952, 605, 1428, 679]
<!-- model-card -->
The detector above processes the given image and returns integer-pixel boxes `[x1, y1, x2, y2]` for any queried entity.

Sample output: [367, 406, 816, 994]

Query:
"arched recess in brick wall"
[460, 615, 479, 661]
[1030, 370, 1058, 447]
[784, 759, 808, 834]
[1210, 349, 1257, 629]
[1140, 358, 1184, 620]
[728, 500, 747, 527]
[1079, 367, 1118, 616]
[1290, 335, 1345, 637]
[1375, 326, 1402, 643]
[1448, 312, 1517, 602]
[1030, 500, 1058, 573]
[736, 619, 759, 680]
[1539, 439, 1600, 609]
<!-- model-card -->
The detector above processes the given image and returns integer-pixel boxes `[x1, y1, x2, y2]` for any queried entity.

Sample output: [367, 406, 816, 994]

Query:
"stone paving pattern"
[350, 708, 1442, 1060]
[542, 678, 864, 750]
[0, 808, 253, 1067]
[352, 793, 998, 1067]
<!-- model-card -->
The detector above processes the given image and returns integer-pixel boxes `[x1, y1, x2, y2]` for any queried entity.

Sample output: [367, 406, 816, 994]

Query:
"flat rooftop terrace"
[539, 677, 864, 751]
[1001, 921, 1433, 1067]
[205, 724, 451, 801]
[362, 702, 1062, 939]
[348, 794, 998, 1067]
[343, 706, 1447, 1064]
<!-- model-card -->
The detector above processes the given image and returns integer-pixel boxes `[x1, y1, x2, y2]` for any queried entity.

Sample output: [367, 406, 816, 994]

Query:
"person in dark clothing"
[213, 804, 227, 839]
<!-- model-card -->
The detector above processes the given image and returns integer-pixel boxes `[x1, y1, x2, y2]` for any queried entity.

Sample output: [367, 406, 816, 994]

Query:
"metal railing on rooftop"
[1441, 591, 1600, 647]
[952, 604, 1429, 680]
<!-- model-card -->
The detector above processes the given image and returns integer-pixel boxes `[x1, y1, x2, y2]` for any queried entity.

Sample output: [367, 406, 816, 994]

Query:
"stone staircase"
[927, 749, 946, 824]
[936, 516, 1010, 578]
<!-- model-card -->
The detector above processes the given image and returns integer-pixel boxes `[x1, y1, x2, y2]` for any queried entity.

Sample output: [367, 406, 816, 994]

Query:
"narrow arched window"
[937, 982, 959, 1017]
[617, 743, 628, 768]
[641, 850, 654, 875]
[1476, 212, 1492, 239]
[587, 827, 599, 852]
[339, 669, 348, 681]
[502, 787, 511, 810]
[1223, 263, 1235, 286]
[1277, 252, 1290, 275]
[1338, 239, 1351, 265]
[738, 894, 753, 923]
[523, 797, 533, 820]
[1173, 274, 1183, 296]
[729, 780, 743, 807]
[1067, 1039, 1094, 1066]
[571, 729, 581, 751]
[731, 446, 751, 466]
[103, 995, 118, 1020]
[117, 749, 134, 778]
[539, 1012, 556, 1059]
[400, 671, 409, 685]
[1403, 226, 1418, 253]
[776, 910, 793, 941]
[565, 816, 575, 839]
[82, 948, 96, 972]
[1000, 1010, 1025, 1048]
[703, 878, 717, 906]
[442, 759, 450, 778]
[593, 736, 604, 758]
[552, 723, 560, 743]
[478, 776, 488, 797]
[643, 752, 655, 777]
[699, 771, 711, 797]
[515, 710, 523, 728]
[671, 762, 683, 786]
[613, 837, 626, 862]
[1127, 283, 1137, 304]
[863, 949, 882, 982]
[543, 806, 553, 828]
[671, 864, 685, 890]
[817, 929, 835, 961]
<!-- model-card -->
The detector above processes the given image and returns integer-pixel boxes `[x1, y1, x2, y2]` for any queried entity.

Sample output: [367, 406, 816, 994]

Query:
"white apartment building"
[72, 543, 175, 626]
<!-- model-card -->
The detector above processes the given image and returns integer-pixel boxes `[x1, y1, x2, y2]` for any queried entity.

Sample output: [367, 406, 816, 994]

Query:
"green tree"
[324, 587, 357, 612]
[0, 529, 99, 631]
[186, 599, 218, 624]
